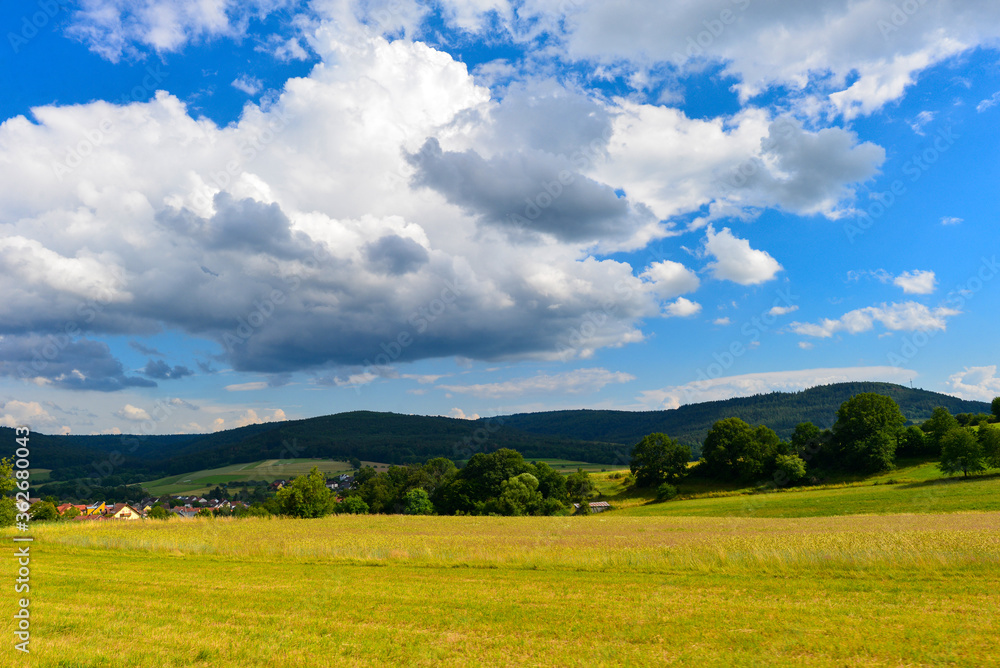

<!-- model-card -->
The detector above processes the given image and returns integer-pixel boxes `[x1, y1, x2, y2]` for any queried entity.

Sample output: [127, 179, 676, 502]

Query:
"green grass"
[5, 512, 1000, 667]
[11, 457, 1000, 666]
[138, 458, 359, 495]
[619, 464, 1000, 518]
[532, 458, 610, 472]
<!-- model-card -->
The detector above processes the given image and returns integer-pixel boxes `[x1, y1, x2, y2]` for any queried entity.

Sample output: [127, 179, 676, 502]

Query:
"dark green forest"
[500, 382, 990, 449]
[8, 382, 991, 488]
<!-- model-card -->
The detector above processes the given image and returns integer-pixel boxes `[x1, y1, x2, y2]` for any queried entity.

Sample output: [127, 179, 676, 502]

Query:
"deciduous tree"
[702, 419, 778, 481]
[565, 469, 595, 505]
[939, 427, 987, 477]
[274, 467, 337, 518]
[831, 393, 906, 473]
[923, 407, 959, 454]
[403, 488, 434, 515]
[630, 433, 690, 486]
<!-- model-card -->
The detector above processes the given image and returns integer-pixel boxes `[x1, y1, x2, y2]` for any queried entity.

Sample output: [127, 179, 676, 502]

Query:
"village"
[27, 473, 358, 521]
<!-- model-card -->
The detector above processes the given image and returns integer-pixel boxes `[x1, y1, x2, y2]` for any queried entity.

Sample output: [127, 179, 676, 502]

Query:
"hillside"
[499, 382, 991, 449]
[21, 382, 990, 481]
[25, 412, 629, 482]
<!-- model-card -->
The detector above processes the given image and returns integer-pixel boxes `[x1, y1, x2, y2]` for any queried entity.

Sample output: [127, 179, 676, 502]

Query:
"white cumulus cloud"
[664, 297, 702, 318]
[703, 226, 783, 285]
[946, 366, 1000, 402]
[115, 404, 152, 422]
[439, 367, 635, 398]
[893, 270, 937, 295]
[791, 302, 960, 338]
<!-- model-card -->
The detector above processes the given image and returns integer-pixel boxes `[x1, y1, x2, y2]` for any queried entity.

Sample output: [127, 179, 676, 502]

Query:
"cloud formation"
[703, 226, 783, 285]
[893, 270, 937, 295]
[947, 366, 1000, 402]
[439, 367, 635, 398]
[639, 365, 916, 410]
[790, 302, 960, 338]
[0, 336, 157, 392]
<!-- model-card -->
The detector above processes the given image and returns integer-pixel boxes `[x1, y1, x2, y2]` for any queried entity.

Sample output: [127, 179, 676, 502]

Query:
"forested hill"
[20, 413, 629, 480]
[499, 382, 991, 448]
[15, 382, 990, 481]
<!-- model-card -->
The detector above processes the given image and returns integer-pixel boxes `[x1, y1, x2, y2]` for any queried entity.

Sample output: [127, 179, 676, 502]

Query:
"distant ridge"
[499, 382, 991, 448]
[17, 381, 991, 480]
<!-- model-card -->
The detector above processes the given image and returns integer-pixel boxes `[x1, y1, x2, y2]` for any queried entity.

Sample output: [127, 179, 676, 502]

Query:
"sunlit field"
[5, 509, 1000, 667]
[138, 458, 364, 496]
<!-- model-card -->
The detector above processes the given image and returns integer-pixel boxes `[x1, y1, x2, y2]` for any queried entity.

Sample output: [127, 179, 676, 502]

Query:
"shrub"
[403, 488, 434, 515]
[337, 496, 369, 515]
[773, 454, 808, 487]
[656, 483, 678, 501]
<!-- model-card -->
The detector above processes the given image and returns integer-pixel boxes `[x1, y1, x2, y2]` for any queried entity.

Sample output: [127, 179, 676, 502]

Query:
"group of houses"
[54, 501, 144, 521]
[39, 496, 249, 521]
[33, 472, 354, 521]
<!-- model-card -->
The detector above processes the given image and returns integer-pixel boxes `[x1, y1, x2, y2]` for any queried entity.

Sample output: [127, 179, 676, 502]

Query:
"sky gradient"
[1, 0, 999, 435]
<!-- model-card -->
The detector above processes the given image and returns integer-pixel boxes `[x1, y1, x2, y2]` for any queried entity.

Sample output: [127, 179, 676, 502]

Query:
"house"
[105, 503, 141, 520]
[169, 507, 199, 519]
[572, 501, 612, 513]
[85, 501, 107, 516]
[57, 503, 88, 515]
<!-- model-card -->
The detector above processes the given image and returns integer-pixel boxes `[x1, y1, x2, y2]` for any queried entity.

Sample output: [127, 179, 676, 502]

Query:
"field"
[8, 460, 1000, 666]
[5, 504, 1000, 666]
[531, 458, 611, 472]
[137, 458, 365, 496]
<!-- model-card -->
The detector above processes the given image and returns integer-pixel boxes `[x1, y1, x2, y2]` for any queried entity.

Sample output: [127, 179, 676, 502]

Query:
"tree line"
[630, 393, 1000, 492]
[243, 450, 600, 519]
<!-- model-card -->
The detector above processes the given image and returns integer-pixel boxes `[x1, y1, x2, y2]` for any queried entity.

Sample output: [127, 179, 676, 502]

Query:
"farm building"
[573, 501, 612, 513]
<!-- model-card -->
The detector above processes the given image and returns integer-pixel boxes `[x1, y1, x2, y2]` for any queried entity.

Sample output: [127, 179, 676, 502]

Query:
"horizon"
[18, 379, 993, 438]
[2, 1, 999, 435]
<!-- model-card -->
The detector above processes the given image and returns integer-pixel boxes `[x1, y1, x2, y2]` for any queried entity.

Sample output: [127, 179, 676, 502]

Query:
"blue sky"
[1, 0, 999, 435]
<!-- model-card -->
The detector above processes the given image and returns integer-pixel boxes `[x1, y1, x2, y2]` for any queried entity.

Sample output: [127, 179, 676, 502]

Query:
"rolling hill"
[20, 382, 992, 483]
[499, 382, 992, 449]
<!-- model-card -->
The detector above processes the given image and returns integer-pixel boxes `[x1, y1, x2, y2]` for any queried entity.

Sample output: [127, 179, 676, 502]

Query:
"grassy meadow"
[8, 458, 1000, 666]
[5, 504, 1000, 666]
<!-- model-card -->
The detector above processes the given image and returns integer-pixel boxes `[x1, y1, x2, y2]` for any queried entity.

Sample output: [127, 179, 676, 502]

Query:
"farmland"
[6, 474, 1000, 666]
[137, 458, 362, 496]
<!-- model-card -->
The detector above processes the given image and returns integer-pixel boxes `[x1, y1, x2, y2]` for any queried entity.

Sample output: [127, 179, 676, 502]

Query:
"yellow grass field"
[4, 511, 1000, 667]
